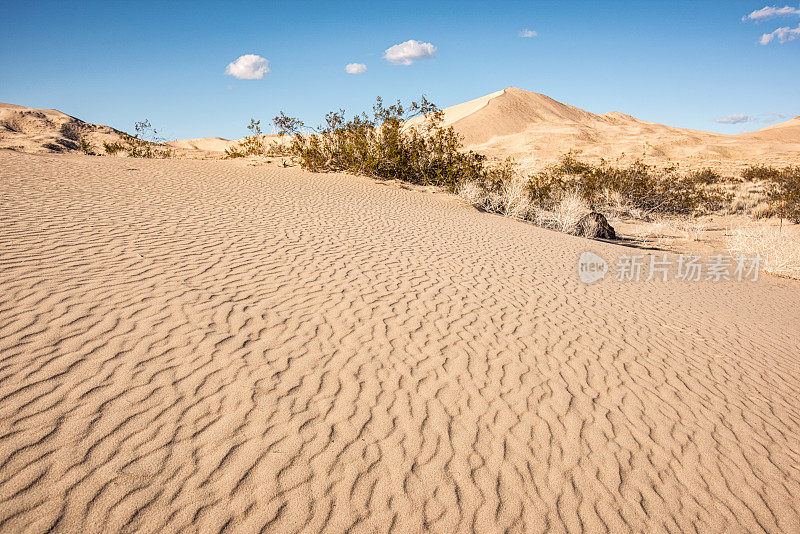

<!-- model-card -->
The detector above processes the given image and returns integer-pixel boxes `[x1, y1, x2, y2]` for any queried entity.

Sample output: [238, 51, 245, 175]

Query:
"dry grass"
[458, 172, 533, 220]
[725, 224, 800, 279]
[535, 191, 590, 234]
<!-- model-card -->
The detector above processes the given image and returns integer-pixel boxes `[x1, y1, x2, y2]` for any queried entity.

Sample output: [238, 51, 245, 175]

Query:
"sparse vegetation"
[266, 96, 800, 245]
[59, 121, 82, 141]
[224, 119, 272, 158]
[102, 120, 172, 158]
[459, 154, 731, 236]
[738, 165, 800, 223]
[273, 96, 498, 190]
[689, 167, 723, 185]
[726, 224, 800, 279]
[79, 137, 96, 155]
[103, 141, 125, 155]
[741, 165, 782, 182]
[765, 167, 800, 224]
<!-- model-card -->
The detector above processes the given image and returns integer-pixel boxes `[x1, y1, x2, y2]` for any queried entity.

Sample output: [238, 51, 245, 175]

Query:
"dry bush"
[726, 224, 800, 279]
[224, 119, 280, 158]
[676, 219, 707, 241]
[457, 181, 491, 209]
[528, 155, 729, 217]
[737, 165, 800, 223]
[689, 168, 724, 185]
[103, 120, 171, 158]
[535, 191, 590, 234]
[458, 171, 533, 219]
[741, 165, 782, 182]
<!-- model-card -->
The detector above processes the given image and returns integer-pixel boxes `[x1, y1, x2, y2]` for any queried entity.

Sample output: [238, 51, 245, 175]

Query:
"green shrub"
[103, 141, 125, 155]
[525, 156, 729, 215]
[79, 137, 96, 155]
[273, 96, 494, 191]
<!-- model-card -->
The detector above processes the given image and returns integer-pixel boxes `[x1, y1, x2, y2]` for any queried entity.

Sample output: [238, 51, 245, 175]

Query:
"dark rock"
[576, 211, 616, 239]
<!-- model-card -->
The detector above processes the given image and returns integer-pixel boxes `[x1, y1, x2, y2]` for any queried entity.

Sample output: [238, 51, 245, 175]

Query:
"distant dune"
[166, 137, 237, 152]
[414, 87, 800, 170]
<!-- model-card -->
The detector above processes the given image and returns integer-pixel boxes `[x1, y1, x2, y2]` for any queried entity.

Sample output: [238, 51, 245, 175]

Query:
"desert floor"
[1, 150, 799, 533]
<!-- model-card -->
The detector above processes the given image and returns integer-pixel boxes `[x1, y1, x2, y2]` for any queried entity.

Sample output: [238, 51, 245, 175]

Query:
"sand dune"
[0, 103, 124, 154]
[738, 116, 800, 141]
[1, 149, 799, 532]
[166, 137, 237, 152]
[421, 88, 800, 170]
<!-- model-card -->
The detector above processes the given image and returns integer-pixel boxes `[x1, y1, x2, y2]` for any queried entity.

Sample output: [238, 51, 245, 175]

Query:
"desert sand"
[1, 149, 799, 532]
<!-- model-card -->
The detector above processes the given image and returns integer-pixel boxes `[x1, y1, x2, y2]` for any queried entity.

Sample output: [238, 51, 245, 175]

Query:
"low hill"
[0, 103, 124, 154]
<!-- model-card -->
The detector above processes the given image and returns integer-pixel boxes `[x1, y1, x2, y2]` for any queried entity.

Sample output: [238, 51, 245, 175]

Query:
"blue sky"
[1, 1, 798, 140]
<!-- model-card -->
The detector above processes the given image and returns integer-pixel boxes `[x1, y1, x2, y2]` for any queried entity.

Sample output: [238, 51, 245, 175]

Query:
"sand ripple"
[1, 151, 799, 532]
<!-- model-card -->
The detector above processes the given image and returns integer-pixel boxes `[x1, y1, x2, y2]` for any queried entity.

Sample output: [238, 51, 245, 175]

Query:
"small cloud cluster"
[345, 63, 367, 74]
[224, 39, 441, 83]
[383, 39, 438, 65]
[715, 113, 756, 124]
[519, 29, 538, 38]
[759, 23, 800, 43]
[714, 112, 790, 124]
[741, 4, 800, 45]
[225, 54, 271, 79]
[742, 4, 800, 21]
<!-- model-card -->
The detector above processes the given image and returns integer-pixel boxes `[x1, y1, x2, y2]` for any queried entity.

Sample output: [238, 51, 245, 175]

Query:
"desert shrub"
[42, 142, 64, 152]
[122, 120, 172, 158]
[55, 138, 80, 150]
[726, 224, 800, 279]
[738, 165, 800, 222]
[100, 120, 172, 158]
[1, 117, 22, 132]
[689, 168, 723, 185]
[103, 141, 125, 155]
[273, 96, 493, 191]
[537, 191, 591, 234]
[764, 166, 800, 223]
[225, 119, 267, 158]
[59, 121, 83, 141]
[741, 165, 781, 182]
[527, 156, 729, 216]
[80, 137, 96, 155]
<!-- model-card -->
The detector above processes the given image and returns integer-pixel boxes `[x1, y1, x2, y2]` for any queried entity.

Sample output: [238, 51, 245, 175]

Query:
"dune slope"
[0, 103, 124, 154]
[1, 151, 799, 532]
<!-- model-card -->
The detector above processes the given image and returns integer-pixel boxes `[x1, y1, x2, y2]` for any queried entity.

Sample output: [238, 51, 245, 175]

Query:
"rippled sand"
[1, 151, 799, 532]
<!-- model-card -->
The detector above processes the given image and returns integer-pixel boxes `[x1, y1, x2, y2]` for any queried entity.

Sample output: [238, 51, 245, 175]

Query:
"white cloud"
[715, 112, 791, 124]
[715, 114, 756, 124]
[742, 5, 800, 21]
[345, 63, 367, 74]
[225, 54, 271, 79]
[760, 23, 800, 43]
[519, 29, 538, 38]
[383, 40, 438, 65]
